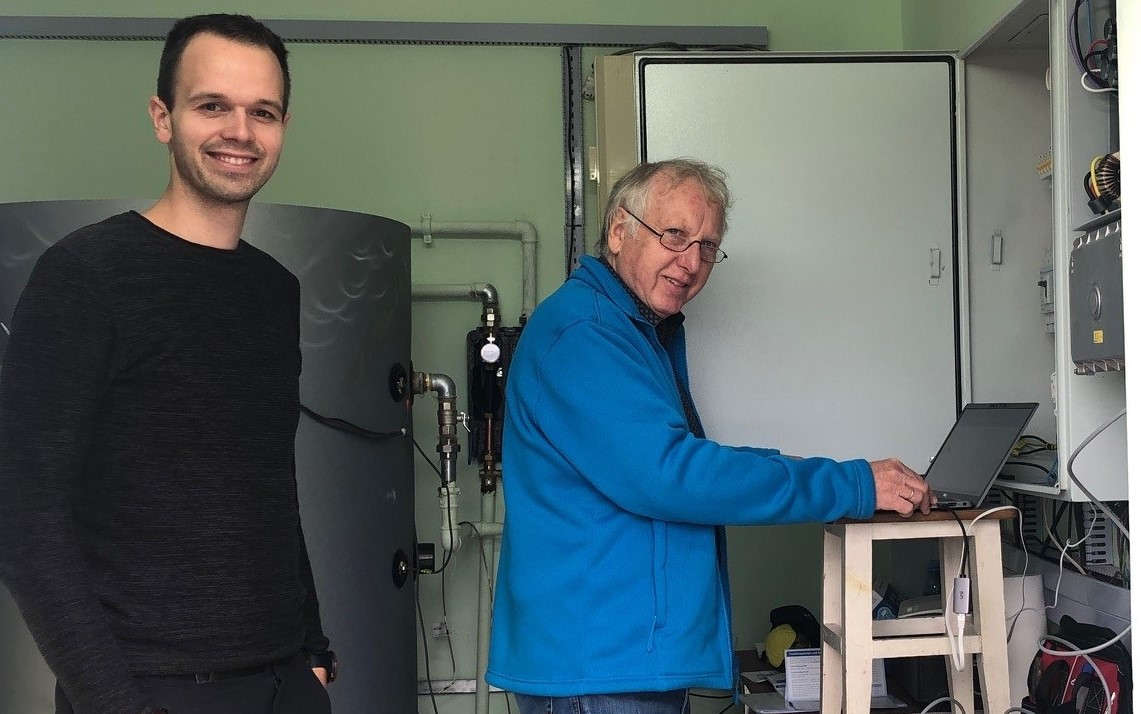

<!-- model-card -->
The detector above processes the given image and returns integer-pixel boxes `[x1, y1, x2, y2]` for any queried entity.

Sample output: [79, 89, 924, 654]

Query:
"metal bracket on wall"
[563, 45, 587, 276]
[0, 17, 768, 47]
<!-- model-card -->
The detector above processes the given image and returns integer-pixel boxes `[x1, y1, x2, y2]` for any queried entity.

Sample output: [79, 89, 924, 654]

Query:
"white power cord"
[1047, 527, 1089, 575]
[1042, 626, 1132, 657]
[919, 695, 967, 714]
[973, 498, 1045, 647]
[941, 506, 1022, 672]
[1081, 71, 1118, 93]
[1046, 510, 1099, 610]
[1025, 408, 1128, 714]
[929, 498, 1123, 713]
[1066, 408, 1129, 541]
[943, 589, 967, 672]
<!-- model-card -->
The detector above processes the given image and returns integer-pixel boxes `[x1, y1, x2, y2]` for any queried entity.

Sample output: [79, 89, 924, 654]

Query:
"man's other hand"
[870, 458, 935, 515]
[312, 667, 329, 687]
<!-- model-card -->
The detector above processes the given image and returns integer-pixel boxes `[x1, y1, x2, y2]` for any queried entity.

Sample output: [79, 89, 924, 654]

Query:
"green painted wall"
[901, 0, 1024, 51]
[0, 2, 1017, 713]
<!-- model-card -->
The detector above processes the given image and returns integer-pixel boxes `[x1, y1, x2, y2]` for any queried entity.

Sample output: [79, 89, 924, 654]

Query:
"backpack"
[1022, 615, 1132, 714]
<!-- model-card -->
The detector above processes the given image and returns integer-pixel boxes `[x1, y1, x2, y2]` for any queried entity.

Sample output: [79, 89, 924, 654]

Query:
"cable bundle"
[1085, 153, 1121, 214]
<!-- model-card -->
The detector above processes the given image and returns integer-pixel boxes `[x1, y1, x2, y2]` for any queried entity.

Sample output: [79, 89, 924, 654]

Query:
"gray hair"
[597, 158, 732, 261]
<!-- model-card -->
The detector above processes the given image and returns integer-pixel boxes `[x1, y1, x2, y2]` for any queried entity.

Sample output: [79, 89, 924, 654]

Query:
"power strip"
[1080, 502, 1113, 568]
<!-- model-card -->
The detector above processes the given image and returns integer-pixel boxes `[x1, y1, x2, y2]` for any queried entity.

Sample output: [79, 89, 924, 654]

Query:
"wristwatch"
[306, 649, 338, 683]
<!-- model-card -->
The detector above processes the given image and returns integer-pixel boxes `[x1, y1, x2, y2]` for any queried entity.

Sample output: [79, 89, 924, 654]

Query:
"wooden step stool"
[821, 509, 1016, 713]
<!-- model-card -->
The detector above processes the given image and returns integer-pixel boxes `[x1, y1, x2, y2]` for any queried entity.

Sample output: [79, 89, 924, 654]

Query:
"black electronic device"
[921, 403, 1038, 509]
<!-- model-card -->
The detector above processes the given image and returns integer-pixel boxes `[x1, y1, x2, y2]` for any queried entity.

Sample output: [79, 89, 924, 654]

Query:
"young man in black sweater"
[0, 14, 335, 714]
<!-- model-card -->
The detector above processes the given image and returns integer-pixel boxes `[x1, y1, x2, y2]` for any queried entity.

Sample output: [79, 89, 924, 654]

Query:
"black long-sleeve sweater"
[0, 212, 328, 714]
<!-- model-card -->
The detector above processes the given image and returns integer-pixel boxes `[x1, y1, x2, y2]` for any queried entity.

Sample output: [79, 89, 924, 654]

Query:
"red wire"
[1084, 40, 1109, 72]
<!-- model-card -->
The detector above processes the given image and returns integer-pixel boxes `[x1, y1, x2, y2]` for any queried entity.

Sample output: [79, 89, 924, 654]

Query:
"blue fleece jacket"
[486, 256, 875, 695]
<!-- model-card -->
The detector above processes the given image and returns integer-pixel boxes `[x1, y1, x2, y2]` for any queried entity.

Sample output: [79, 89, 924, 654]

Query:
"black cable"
[299, 403, 404, 441]
[458, 519, 511, 710]
[1083, 171, 1099, 201]
[459, 521, 495, 595]
[1069, 504, 1082, 557]
[611, 41, 767, 56]
[1005, 460, 1053, 474]
[1041, 500, 1068, 558]
[439, 559, 457, 677]
[949, 508, 969, 577]
[412, 436, 445, 485]
[689, 692, 733, 699]
[611, 42, 688, 55]
[416, 582, 442, 714]
[1071, 0, 1107, 88]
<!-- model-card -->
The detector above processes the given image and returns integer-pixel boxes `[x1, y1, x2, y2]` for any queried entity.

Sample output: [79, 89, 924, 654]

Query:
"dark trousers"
[55, 652, 332, 714]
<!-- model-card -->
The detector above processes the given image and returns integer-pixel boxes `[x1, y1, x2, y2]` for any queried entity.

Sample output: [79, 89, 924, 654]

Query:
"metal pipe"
[412, 370, 463, 558]
[412, 282, 499, 305]
[411, 218, 538, 322]
[412, 282, 501, 328]
[411, 371, 460, 485]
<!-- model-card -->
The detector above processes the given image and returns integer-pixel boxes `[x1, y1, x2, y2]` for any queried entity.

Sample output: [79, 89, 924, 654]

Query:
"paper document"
[780, 648, 906, 711]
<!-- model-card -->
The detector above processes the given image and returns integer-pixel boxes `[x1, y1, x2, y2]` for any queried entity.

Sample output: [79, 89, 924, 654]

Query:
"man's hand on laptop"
[870, 458, 935, 516]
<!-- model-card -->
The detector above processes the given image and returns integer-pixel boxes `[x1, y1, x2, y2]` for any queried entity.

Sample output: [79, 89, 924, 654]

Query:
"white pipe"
[475, 492, 502, 714]
[411, 218, 538, 321]
[439, 482, 462, 557]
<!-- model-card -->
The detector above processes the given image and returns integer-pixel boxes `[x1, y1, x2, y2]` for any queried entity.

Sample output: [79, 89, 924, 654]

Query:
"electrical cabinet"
[963, 0, 1124, 502]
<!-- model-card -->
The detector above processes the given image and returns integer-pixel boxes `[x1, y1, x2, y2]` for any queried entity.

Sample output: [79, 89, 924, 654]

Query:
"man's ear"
[148, 96, 173, 145]
[606, 209, 627, 258]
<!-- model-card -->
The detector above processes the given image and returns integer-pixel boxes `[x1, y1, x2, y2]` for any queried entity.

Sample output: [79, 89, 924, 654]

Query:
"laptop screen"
[923, 402, 1038, 505]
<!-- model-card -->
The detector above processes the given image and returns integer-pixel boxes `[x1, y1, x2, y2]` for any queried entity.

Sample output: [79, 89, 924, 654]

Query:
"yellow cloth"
[764, 623, 798, 667]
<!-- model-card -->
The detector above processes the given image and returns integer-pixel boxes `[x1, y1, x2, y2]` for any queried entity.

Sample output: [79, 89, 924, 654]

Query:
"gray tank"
[0, 200, 415, 714]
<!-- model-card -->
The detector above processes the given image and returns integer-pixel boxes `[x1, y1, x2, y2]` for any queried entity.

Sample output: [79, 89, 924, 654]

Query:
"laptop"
[922, 402, 1039, 509]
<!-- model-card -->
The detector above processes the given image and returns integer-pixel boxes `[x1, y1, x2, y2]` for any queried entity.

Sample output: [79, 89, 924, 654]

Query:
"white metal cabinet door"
[639, 56, 961, 630]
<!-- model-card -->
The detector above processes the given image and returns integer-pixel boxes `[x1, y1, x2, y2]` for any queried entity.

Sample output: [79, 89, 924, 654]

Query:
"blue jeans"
[514, 690, 690, 714]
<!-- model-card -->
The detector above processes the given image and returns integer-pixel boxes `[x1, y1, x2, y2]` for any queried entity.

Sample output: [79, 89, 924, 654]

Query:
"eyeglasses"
[623, 208, 728, 264]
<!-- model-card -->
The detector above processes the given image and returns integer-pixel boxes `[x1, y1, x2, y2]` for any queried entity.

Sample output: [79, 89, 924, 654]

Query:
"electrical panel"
[1069, 211, 1124, 373]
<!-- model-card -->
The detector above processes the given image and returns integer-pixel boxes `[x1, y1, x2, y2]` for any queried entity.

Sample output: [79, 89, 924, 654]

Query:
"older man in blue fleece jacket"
[487, 158, 934, 714]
